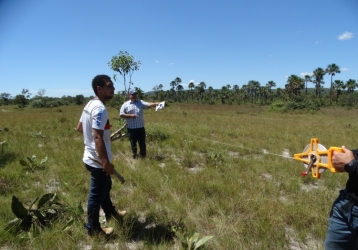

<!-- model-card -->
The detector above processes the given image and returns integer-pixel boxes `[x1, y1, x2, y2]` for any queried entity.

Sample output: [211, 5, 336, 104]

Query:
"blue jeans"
[85, 164, 115, 235]
[324, 189, 358, 249]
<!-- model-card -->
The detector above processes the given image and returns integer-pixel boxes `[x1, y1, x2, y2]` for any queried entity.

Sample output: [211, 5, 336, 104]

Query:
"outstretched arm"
[147, 102, 160, 108]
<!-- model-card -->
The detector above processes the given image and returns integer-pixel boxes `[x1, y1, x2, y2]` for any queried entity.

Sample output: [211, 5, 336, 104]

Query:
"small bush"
[146, 125, 169, 142]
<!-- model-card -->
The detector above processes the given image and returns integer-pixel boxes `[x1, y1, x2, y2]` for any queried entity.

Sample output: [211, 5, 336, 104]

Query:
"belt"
[342, 191, 358, 213]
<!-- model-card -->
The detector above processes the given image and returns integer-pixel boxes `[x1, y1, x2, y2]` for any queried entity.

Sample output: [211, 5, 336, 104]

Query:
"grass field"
[1, 103, 358, 249]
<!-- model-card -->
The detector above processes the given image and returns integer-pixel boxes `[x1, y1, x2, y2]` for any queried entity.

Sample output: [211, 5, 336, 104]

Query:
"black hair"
[92, 75, 111, 95]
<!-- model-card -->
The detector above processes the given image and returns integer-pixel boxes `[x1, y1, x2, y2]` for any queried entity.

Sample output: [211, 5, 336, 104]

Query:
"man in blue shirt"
[119, 89, 159, 159]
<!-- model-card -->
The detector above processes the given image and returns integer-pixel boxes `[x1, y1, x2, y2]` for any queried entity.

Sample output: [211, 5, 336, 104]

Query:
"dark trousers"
[85, 164, 115, 235]
[127, 127, 146, 158]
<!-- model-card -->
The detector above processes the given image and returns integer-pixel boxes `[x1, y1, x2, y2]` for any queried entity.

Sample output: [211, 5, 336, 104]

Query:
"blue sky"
[0, 0, 357, 98]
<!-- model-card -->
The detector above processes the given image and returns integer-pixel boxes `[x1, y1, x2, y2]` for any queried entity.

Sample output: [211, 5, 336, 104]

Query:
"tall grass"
[0, 104, 357, 249]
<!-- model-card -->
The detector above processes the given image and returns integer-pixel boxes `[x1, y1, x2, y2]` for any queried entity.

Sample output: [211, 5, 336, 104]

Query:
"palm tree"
[169, 80, 176, 90]
[345, 79, 358, 106]
[176, 84, 184, 102]
[252, 81, 261, 104]
[240, 85, 249, 104]
[220, 86, 229, 104]
[259, 86, 269, 104]
[233, 84, 240, 101]
[170, 77, 182, 90]
[207, 86, 214, 99]
[188, 81, 195, 101]
[266, 81, 276, 103]
[247, 80, 260, 104]
[175, 77, 182, 86]
[326, 64, 341, 105]
[312, 68, 326, 98]
[247, 81, 255, 103]
[275, 87, 284, 101]
[212, 89, 219, 102]
[304, 75, 312, 96]
[346, 79, 357, 93]
[285, 75, 304, 100]
[198, 82, 206, 101]
[333, 80, 345, 105]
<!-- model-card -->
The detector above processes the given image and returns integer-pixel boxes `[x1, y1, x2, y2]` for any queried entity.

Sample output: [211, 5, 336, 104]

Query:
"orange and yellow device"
[294, 138, 343, 178]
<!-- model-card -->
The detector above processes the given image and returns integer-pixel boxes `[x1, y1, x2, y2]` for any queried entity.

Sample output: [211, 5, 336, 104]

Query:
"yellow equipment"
[294, 138, 343, 178]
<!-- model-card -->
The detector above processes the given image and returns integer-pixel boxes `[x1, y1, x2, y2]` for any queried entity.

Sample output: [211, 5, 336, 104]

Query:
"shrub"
[30, 99, 45, 108]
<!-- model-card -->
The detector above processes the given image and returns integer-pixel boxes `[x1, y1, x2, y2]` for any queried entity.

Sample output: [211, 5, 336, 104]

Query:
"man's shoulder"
[121, 100, 131, 106]
[87, 99, 104, 106]
[86, 100, 107, 113]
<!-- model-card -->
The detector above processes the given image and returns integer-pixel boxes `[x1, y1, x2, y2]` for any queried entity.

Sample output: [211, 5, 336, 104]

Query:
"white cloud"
[300, 72, 313, 77]
[169, 62, 174, 65]
[341, 67, 349, 71]
[155, 60, 159, 63]
[338, 32, 353, 40]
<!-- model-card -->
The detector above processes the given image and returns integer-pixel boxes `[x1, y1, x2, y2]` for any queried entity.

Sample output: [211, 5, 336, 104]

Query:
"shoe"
[101, 227, 114, 235]
[106, 209, 127, 222]
[117, 210, 127, 216]
[87, 227, 114, 240]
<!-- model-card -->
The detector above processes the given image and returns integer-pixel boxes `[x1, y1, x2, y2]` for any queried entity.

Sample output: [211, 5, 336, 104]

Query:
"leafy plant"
[61, 202, 84, 232]
[19, 155, 48, 171]
[172, 227, 213, 250]
[146, 126, 169, 142]
[5, 193, 66, 238]
[207, 151, 225, 166]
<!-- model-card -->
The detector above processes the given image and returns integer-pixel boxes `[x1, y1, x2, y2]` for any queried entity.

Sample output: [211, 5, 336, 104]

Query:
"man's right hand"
[103, 162, 114, 175]
[332, 146, 354, 172]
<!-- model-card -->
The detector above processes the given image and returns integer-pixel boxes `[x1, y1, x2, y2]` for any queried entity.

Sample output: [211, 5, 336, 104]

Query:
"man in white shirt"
[76, 75, 124, 238]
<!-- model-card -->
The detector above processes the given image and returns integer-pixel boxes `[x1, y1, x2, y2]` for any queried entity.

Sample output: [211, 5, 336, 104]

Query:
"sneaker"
[101, 227, 114, 235]
[87, 227, 114, 240]
[117, 210, 127, 216]
[106, 209, 127, 222]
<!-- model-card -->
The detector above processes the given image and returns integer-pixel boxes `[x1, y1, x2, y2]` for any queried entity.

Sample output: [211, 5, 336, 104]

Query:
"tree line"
[0, 89, 88, 108]
[1, 51, 357, 110]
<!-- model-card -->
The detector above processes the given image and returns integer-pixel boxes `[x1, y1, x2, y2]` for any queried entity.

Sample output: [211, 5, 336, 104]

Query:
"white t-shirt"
[80, 99, 112, 168]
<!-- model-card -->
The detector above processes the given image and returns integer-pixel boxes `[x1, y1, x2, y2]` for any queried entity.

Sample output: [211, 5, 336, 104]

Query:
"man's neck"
[95, 96, 106, 104]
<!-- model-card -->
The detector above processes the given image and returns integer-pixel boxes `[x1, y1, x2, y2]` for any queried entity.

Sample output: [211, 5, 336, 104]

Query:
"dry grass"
[0, 104, 357, 249]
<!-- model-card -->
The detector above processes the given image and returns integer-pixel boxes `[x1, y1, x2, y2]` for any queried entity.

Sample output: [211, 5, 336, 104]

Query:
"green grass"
[0, 104, 356, 249]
